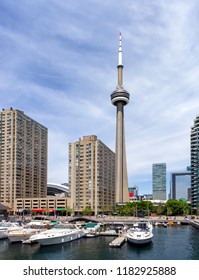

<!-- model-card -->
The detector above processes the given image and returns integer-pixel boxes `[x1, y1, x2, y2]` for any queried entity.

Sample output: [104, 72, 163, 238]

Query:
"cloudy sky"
[1, 0, 199, 195]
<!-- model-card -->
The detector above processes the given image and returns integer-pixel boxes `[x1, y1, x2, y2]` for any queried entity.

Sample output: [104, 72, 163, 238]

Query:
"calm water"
[0, 225, 199, 260]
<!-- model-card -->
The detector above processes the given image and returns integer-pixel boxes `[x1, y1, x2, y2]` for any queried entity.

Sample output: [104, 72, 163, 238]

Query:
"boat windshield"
[54, 224, 76, 229]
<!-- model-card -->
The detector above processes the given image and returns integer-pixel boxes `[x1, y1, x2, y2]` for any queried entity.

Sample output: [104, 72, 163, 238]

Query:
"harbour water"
[0, 225, 199, 260]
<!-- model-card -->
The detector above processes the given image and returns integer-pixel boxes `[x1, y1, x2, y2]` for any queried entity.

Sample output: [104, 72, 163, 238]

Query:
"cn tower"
[111, 33, 130, 204]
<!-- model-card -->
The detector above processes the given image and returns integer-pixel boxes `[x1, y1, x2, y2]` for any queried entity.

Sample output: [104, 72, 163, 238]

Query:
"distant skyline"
[0, 1, 199, 195]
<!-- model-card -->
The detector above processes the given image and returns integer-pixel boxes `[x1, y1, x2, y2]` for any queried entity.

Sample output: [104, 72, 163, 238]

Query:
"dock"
[109, 236, 126, 247]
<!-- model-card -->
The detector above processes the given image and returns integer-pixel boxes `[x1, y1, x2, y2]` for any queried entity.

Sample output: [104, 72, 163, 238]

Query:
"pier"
[109, 236, 126, 247]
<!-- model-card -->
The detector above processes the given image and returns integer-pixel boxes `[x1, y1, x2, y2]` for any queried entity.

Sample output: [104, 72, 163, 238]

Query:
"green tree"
[164, 199, 190, 216]
[180, 201, 190, 215]
[65, 207, 72, 216]
[82, 206, 93, 216]
[114, 201, 153, 217]
[153, 205, 164, 215]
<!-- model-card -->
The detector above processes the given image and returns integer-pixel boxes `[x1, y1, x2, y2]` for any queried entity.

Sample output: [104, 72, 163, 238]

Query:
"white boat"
[7, 221, 52, 243]
[0, 221, 22, 239]
[126, 220, 153, 245]
[83, 222, 101, 237]
[23, 223, 85, 246]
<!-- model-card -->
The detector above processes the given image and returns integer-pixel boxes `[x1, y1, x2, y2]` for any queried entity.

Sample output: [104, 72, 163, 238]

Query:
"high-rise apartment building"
[0, 108, 48, 209]
[152, 163, 166, 200]
[68, 135, 115, 215]
[191, 115, 199, 213]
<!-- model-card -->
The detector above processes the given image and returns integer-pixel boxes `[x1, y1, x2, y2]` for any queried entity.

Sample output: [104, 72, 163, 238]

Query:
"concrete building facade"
[15, 196, 70, 213]
[68, 135, 115, 214]
[0, 108, 48, 209]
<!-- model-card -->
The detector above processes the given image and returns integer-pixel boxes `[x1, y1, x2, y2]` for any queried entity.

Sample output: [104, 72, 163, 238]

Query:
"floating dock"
[109, 236, 126, 247]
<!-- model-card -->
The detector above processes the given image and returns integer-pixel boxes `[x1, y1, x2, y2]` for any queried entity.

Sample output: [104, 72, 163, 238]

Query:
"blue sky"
[1, 0, 199, 195]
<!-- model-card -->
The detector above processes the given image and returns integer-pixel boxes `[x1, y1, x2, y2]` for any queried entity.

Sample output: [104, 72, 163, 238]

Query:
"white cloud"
[0, 0, 198, 195]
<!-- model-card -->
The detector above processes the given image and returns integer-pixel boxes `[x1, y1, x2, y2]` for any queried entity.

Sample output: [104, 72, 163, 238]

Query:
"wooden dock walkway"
[109, 236, 126, 247]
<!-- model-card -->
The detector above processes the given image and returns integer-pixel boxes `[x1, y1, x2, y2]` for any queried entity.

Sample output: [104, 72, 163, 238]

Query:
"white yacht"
[126, 220, 153, 245]
[23, 223, 85, 246]
[7, 221, 52, 243]
[0, 221, 22, 239]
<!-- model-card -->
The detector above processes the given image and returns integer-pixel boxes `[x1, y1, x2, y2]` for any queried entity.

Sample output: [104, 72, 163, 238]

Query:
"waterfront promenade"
[28, 214, 198, 225]
[65, 214, 199, 229]
[8, 214, 199, 228]
[65, 214, 193, 223]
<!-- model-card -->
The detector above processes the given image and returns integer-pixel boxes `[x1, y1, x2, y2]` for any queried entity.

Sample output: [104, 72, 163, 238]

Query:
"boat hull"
[8, 229, 41, 243]
[35, 230, 85, 246]
[127, 234, 153, 245]
[0, 230, 7, 239]
[84, 233, 99, 238]
[0, 223, 22, 239]
[126, 220, 153, 245]
[39, 232, 84, 246]
[8, 234, 31, 243]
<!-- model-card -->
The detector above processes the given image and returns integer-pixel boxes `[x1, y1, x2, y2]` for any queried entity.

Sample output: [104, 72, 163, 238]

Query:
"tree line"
[82, 199, 192, 217]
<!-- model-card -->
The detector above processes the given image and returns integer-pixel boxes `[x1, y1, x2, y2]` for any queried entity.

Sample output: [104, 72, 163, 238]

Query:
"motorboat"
[126, 220, 153, 245]
[83, 222, 101, 237]
[0, 221, 22, 239]
[23, 223, 85, 246]
[7, 221, 52, 243]
[167, 221, 174, 226]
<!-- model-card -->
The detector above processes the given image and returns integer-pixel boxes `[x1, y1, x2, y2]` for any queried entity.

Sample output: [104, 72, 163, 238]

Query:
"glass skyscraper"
[152, 163, 166, 200]
[170, 171, 191, 200]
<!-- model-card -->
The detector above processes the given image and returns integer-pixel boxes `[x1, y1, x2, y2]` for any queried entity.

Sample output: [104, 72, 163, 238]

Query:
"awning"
[56, 208, 65, 211]
[31, 209, 45, 213]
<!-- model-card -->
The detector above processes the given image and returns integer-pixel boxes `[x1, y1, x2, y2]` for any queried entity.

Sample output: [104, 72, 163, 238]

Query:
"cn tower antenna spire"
[118, 32, 122, 66]
[117, 32, 124, 88]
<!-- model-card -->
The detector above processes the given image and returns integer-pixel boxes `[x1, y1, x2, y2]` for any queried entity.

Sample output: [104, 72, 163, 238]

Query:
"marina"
[0, 217, 199, 260]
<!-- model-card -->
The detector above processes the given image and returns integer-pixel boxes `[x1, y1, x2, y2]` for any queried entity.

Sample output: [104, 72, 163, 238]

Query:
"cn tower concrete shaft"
[115, 103, 129, 203]
[111, 33, 130, 204]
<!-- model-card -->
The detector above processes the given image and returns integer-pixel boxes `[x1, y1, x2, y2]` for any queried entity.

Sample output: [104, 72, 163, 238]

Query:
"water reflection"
[0, 226, 199, 260]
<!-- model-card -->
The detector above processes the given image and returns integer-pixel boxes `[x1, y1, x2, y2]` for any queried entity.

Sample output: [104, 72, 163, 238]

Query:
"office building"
[152, 163, 166, 200]
[191, 115, 199, 212]
[111, 33, 130, 204]
[0, 108, 48, 209]
[170, 171, 191, 200]
[68, 135, 115, 215]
